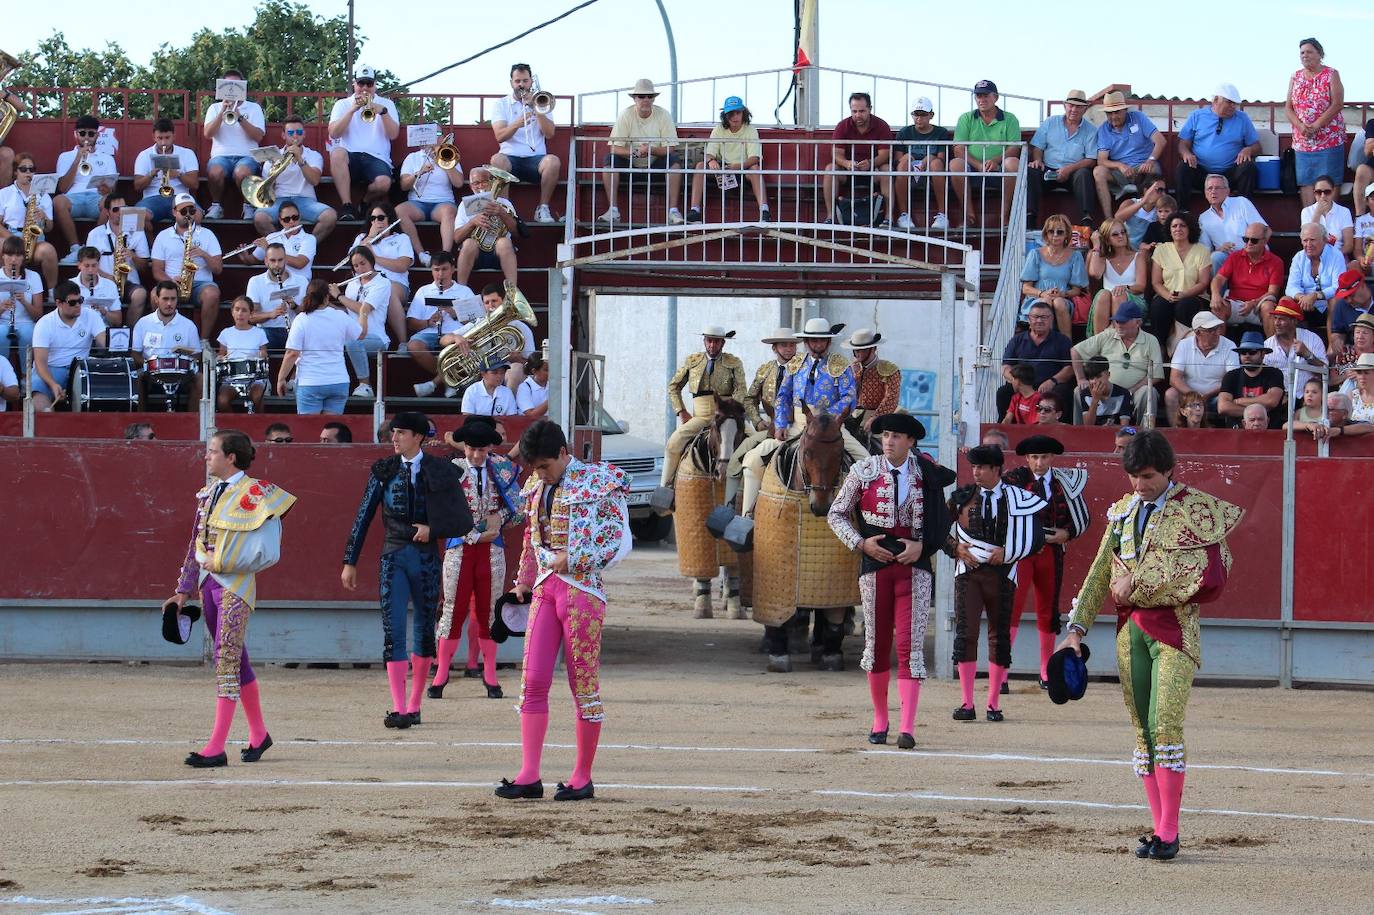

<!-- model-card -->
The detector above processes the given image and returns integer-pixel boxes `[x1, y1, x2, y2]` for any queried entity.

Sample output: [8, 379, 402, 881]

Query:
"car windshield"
[578, 401, 624, 434]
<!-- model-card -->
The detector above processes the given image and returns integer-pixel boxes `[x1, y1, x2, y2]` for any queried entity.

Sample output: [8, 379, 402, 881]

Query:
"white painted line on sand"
[484, 895, 655, 913]
[860, 749, 1357, 778]
[2, 896, 233, 915]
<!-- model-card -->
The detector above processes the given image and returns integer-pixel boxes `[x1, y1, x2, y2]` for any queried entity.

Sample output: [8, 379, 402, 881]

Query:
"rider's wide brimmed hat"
[701, 325, 736, 339]
[761, 326, 796, 344]
[845, 328, 883, 349]
[795, 318, 845, 339]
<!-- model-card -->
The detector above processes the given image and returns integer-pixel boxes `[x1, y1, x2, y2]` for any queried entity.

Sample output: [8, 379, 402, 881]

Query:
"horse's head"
[708, 398, 747, 480]
[798, 408, 849, 516]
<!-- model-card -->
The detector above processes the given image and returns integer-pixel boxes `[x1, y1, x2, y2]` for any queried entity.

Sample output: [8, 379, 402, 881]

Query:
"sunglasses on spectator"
[1243, 236, 1263, 244]
[1314, 187, 1334, 195]
[1044, 228, 1066, 236]
[370, 213, 388, 221]
[267, 436, 293, 443]
[1215, 121, 1224, 135]
[280, 213, 300, 223]
[76, 129, 97, 137]
[355, 79, 375, 86]
[1109, 230, 1126, 237]
[285, 128, 304, 135]
[15, 165, 33, 172]
[1035, 405, 1056, 413]
[63, 297, 83, 306]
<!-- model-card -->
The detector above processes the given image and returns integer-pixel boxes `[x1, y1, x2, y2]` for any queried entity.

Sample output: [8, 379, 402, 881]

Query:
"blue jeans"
[63, 191, 100, 219]
[262, 326, 288, 351]
[0, 318, 34, 376]
[379, 545, 440, 661]
[138, 194, 176, 222]
[209, 154, 259, 177]
[30, 363, 71, 399]
[346, 151, 391, 185]
[260, 196, 334, 224]
[296, 382, 348, 414]
[346, 335, 386, 380]
[405, 200, 451, 220]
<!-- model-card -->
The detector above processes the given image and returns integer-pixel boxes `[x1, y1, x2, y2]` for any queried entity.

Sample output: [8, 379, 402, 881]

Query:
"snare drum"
[147, 354, 196, 381]
[68, 356, 139, 412]
[218, 357, 269, 386]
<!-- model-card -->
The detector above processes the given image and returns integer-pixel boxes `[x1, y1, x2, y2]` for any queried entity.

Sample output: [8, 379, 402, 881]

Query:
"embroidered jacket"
[343, 453, 472, 565]
[1001, 465, 1091, 544]
[1070, 482, 1243, 666]
[177, 475, 296, 609]
[516, 458, 632, 600]
[667, 350, 747, 413]
[774, 351, 857, 430]
[449, 453, 522, 548]
[828, 453, 955, 574]
[745, 359, 790, 431]
[851, 357, 901, 417]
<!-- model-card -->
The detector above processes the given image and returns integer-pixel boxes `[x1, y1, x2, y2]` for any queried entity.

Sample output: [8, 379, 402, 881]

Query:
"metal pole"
[346, 0, 356, 80]
[652, 0, 679, 121]
[652, 0, 679, 436]
[1279, 362, 1298, 688]
[934, 270, 959, 680]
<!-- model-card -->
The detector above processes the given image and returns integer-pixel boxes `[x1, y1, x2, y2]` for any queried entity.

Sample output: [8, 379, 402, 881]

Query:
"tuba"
[437, 281, 536, 389]
[470, 166, 519, 254]
[241, 150, 294, 210]
[21, 191, 41, 264]
[0, 50, 20, 145]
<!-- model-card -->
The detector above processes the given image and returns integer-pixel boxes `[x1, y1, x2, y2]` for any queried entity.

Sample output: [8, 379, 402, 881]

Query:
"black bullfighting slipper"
[495, 778, 544, 799]
[897, 732, 916, 750]
[868, 729, 888, 745]
[384, 710, 411, 729]
[484, 680, 504, 699]
[463, 667, 481, 679]
[184, 751, 228, 768]
[427, 682, 446, 699]
[952, 705, 976, 722]
[986, 708, 1005, 722]
[1150, 836, 1181, 861]
[553, 781, 595, 801]
[406, 711, 422, 726]
[240, 734, 273, 763]
[1135, 834, 1158, 859]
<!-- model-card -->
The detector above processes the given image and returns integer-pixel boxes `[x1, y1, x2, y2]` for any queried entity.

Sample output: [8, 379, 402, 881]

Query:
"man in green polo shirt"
[1070, 290, 1164, 420]
[950, 79, 1022, 228]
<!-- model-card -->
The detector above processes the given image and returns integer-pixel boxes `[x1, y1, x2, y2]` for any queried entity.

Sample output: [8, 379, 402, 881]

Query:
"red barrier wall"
[0, 412, 535, 444]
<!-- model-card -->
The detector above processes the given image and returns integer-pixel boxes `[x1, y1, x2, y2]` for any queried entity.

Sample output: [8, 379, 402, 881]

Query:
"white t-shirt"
[33, 308, 106, 368]
[516, 376, 548, 412]
[0, 185, 54, 233]
[493, 94, 548, 158]
[134, 145, 200, 198]
[152, 225, 222, 284]
[92, 127, 119, 157]
[1300, 202, 1354, 244]
[0, 268, 43, 326]
[55, 148, 119, 195]
[406, 281, 480, 335]
[217, 325, 269, 359]
[132, 312, 199, 359]
[345, 273, 392, 344]
[265, 146, 324, 199]
[1264, 329, 1328, 391]
[250, 228, 317, 284]
[0, 356, 15, 409]
[245, 270, 303, 330]
[204, 100, 267, 158]
[87, 223, 151, 287]
[73, 274, 122, 316]
[401, 150, 462, 204]
[455, 194, 516, 232]
[1169, 335, 1239, 392]
[284, 307, 355, 386]
[1198, 196, 1266, 252]
[350, 231, 413, 287]
[328, 95, 400, 164]
[461, 381, 518, 416]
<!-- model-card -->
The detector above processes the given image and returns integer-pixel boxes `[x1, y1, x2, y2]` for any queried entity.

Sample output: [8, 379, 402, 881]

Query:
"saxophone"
[21, 190, 41, 264]
[112, 231, 130, 299]
[177, 226, 197, 301]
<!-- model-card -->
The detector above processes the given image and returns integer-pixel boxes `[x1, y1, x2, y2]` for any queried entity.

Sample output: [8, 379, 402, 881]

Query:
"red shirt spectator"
[1216, 246, 1283, 302]
[1008, 389, 1044, 424]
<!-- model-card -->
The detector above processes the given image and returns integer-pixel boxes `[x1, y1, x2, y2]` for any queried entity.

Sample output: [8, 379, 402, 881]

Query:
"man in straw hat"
[1092, 91, 1165, 223]
[1026, 88, 1098, 228]
[827, 413, 955, 750]
[724, 326, 797, 504]
[601, 78, 683, 225]
[739, 317, 869, 516]
[846, 327, 902, 441]
[654, 325, 747, 509]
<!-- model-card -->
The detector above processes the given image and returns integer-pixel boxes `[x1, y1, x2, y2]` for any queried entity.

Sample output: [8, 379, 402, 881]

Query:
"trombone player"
[54, 114, 117, 265]
[133, 118, 200, 223]
[490, 63, 562, 224]
[398, 132, 465, 266]
[250, 115, 337, 242]
[327, 65, 399, 222]
[203, 67, 266, 220]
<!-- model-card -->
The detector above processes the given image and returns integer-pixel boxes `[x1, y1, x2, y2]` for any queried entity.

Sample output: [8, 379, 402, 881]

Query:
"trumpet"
[155, 141, 174, 197]
[359, 91, 377, 124]
[77, 140, 93, 176]
[222, 99, 238, 125]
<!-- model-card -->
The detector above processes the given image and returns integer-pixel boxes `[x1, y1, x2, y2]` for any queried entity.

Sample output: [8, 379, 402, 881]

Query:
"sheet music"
[29, 174, 58, 196]
[269, 286, 301, 302]
[407, 124, 439, 147]
[250, 145, 281, 165]
[151, 155, 179, 170]
[84, 297, 116, 310]
[106, 327, 131, 352]
[120, 211, 146, 233]
[215, 79, 248, 103]
[0, 280, 29, 299]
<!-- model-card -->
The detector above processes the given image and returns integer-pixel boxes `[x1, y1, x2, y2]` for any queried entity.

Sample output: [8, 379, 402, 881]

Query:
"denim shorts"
[190, 280, 218, 305]
[410, 327, 442, 351]
[209, 154, 259, 176]
[404, 199, 452, 220]
[504, 155, 544, 184]
[262, 196, 333, 223]
[1294, 145, 1346, 187]
[346, 151, 392, 185]
[296, 382, 349, 414]
[30, 364, 71, 399]
[138, 194, 176, 222]
[63, 191, 100, 219]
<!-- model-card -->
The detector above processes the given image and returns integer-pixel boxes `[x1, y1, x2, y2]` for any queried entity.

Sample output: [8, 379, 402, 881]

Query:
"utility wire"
[400, 0, 605, 90]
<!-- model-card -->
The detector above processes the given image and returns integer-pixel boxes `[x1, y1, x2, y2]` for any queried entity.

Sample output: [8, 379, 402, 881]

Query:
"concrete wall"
[592, 294, 950, 456]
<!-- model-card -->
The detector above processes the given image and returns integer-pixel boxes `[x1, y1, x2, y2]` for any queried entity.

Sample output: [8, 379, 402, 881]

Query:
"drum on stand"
[216, 358, 270, 414]
[146, 354, 196, 413]
[68, 357, 139, 412]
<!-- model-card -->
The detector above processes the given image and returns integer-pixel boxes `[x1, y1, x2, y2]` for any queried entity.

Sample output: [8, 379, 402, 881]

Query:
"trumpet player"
[54, 115, 117, 264]
[327, 65, 399, 222]
[398, 135, 465, 265]
[490, 63, 561, 224]
[151, 194, 223, 340]
[133, 118, 200, 223]
[203, 68, 265, 220]
[0, 151, 58, 290]
[86, 193, 150, 325]
[454, 167, 519, 289]
[250, 116, 337, 241]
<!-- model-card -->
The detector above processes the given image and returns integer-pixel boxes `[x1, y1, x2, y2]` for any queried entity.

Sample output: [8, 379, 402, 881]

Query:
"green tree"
[9, 32, 140, 119]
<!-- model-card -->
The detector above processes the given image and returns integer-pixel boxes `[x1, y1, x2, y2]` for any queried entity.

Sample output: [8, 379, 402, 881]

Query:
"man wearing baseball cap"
[893, 97, 951, 231]
[686, 96, 770, 224]
[1174, 83, 1261, 209]
[1026, 89, 1097, 228]
[1071, 290, 1165, 421]
[327, 65, 400, 221]
[1264, 296, 1328, 392]
[1328, 267, 1372, 353]
[1164, 311, 1238, 426]
[950, 80, 1022, 227]
[149, 192, 223, 339]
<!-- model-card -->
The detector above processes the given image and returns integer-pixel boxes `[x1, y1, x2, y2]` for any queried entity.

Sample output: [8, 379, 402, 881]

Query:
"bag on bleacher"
[1280, 149, 1298, 196]
[834, 194, 885, 227]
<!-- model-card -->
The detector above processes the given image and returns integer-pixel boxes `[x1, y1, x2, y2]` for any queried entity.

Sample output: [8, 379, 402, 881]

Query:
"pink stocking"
[465, 610, 481, 669]
[867, 672, 889, 733]
[987, 663, 1007, 710]
[385, 661, 408, 713]
[199, 697, 237, 756]
[957, 661, 977, 709]
[238, 679, 267, 747]
[408, 654, 431, 714]
[570, 717, 601, 789]
[1155, 767, 1186, 842]
[480, 638, 500, 686]
[432, 637, 460, 688]
[1038, 631, 1056, 681]
[515, 711, 550, 784]
[897, 678, 921, 735]
[1140, 771, 1163, 836]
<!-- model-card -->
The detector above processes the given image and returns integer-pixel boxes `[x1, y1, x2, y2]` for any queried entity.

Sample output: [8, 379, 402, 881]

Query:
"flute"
[331, 219, 401, 270]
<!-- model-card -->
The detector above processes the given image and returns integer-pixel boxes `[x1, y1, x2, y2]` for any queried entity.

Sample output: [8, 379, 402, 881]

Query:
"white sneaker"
[598, 206, 621, 224]
[205, 203, 224, 220]
[413, 380, 437, 397]
[444, 385, 461, 398]
[668, 207, 685, 225]
[418, 251, 433, 268]
[896, 213, 914, 230]
[241, 203, 255, 219]
[931, 212, 950, 230]
[59, 244, 80, 265]
[352, 383, 374, 398]
[534, 204, 557, 223]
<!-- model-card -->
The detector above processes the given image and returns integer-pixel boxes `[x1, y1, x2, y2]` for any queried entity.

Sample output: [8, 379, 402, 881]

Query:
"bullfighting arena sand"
[2, 542, 1372, 914]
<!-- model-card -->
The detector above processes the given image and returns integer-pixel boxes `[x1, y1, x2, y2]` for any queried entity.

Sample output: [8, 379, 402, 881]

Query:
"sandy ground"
[2, 542, 1373, 915]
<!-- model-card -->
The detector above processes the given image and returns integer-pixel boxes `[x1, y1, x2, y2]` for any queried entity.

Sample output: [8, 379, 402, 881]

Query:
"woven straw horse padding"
[751, 463, 859, 625]
[674, 469, 739, 579]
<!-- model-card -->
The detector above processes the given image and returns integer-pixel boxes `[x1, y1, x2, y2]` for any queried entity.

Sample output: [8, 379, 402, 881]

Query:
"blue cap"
[721, 95, 746, 114]
[1111, 298, 1143, 322]
[479, 354, 511, 373]
[1235, 330, 1272, 353]
[1046, 643, 1091, 705]
[973, 79, 998, 96]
